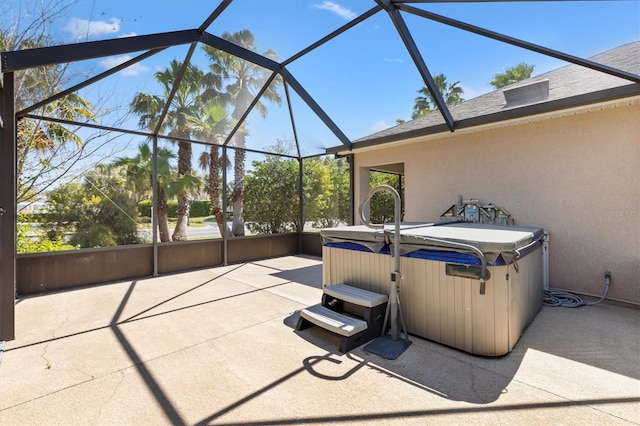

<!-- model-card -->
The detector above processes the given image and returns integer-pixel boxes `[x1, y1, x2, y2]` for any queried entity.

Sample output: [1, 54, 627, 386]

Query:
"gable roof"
[330, 41, 640, 154]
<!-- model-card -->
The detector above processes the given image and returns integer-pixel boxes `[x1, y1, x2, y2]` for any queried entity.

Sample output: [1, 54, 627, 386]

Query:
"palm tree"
[115, 143, 172, 242]
[187, 103, 232, 235]
[115, 142, 179, 242]
[490, 62, 535, 89]
[412, 74, 464, 119]
[130, 59, 217, 241]
[202, 30, 282, 236]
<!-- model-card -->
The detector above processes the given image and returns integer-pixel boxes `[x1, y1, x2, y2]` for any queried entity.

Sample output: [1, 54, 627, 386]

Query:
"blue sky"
[8, 0, 640, 156]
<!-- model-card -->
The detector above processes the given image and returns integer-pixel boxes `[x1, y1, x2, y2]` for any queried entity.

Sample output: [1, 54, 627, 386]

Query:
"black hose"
[543, 272, 611, 307]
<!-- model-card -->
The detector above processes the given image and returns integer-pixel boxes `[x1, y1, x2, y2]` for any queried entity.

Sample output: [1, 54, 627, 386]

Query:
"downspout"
[347, 154, 355, 226]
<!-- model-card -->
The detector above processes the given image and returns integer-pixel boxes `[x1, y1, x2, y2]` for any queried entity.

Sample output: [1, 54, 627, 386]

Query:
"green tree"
[244, 141, 338, 234]
[131, 59, 215, 241]
[312, 157, 350, 228]
[303, 157, 339, 229]
[369, 171, 404, 224]
[490, 62, 535, 89]
[45, 168, 141, 249]
[412, 73, 464, 119]
[203, 30, 283, 236]
[188, 103, 232, 236]
[244, 155, 299, 234]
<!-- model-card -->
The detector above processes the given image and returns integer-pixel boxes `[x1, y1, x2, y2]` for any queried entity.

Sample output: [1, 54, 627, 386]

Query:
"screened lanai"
[1, 0, 639, 341]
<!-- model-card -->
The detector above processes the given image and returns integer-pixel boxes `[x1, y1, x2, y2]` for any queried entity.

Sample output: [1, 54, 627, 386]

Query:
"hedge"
[137, 199, 212, 218]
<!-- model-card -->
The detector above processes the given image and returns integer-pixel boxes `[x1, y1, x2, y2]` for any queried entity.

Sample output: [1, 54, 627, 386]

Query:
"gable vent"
[503, 79, 550, 106]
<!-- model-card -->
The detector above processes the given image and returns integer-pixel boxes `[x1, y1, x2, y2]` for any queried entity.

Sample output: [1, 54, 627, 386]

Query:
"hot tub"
[321, 222, 546, 356]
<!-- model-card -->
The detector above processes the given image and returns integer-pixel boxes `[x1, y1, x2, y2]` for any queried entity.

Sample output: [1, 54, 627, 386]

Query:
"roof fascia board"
[1, 30, 201, 72]
[458, 84, 640, 128]
[329, 84, 640, 155]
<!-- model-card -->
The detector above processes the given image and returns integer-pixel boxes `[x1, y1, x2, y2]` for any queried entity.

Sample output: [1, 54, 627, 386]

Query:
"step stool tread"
[324, 283, 388, 308]
[300, 304, 368, 337]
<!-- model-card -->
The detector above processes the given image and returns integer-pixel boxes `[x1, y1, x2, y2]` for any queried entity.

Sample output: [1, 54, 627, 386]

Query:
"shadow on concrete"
[271, 264, 323, 289]
[284, 302, 640, 405]
[201, 395, 640, 425]
[109, 280, 186, 425]
[5, 256, 638, 425]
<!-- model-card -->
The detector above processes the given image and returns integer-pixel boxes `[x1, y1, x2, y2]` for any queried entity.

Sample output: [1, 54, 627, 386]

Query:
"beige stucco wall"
[353, 101, 639, 305]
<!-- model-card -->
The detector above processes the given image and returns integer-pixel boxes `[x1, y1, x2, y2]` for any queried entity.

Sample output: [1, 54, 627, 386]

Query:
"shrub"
[190, 200, 212, 217]
[138, 199, 211, 218]
[138, 200, 152, 217]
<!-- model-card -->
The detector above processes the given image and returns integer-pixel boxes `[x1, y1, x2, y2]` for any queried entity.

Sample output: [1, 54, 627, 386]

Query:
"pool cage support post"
[222, 146, 228, 266]
[152, 136, 159, 277]
[298, 158, 304, 245]
[0, 70, 16, 341]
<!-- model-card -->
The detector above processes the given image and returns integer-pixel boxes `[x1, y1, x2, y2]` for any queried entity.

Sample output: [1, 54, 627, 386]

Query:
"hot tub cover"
[321, 222, 545, 265]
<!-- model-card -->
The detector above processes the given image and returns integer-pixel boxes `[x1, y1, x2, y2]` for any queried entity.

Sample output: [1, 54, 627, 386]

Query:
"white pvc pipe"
[543, 232, 550, 291]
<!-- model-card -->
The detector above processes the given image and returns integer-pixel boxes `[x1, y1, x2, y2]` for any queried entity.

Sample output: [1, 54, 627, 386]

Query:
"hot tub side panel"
[322, 246, 393, 296]
[322, 245, 543, 356]
[508, 246, 544, 350]
[400, 256, 512, 356]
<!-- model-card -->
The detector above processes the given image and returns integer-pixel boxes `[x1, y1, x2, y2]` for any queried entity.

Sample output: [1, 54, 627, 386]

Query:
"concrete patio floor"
[1, 254, 638, 425]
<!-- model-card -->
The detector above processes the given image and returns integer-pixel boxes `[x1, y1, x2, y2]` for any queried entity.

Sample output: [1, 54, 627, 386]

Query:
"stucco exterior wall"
[353, 102, 639, 305]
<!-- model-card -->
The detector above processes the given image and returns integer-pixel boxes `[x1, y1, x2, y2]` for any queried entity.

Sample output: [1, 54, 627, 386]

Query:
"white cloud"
[313, 1, 356, 20]
[384, 57, 403, 64]
[65, 17, 121, 41]
[369, 120, 388, 134]
[99, 55, 148, 77]
[118, 32, 138, 38]
[460, 84, 490, 101]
